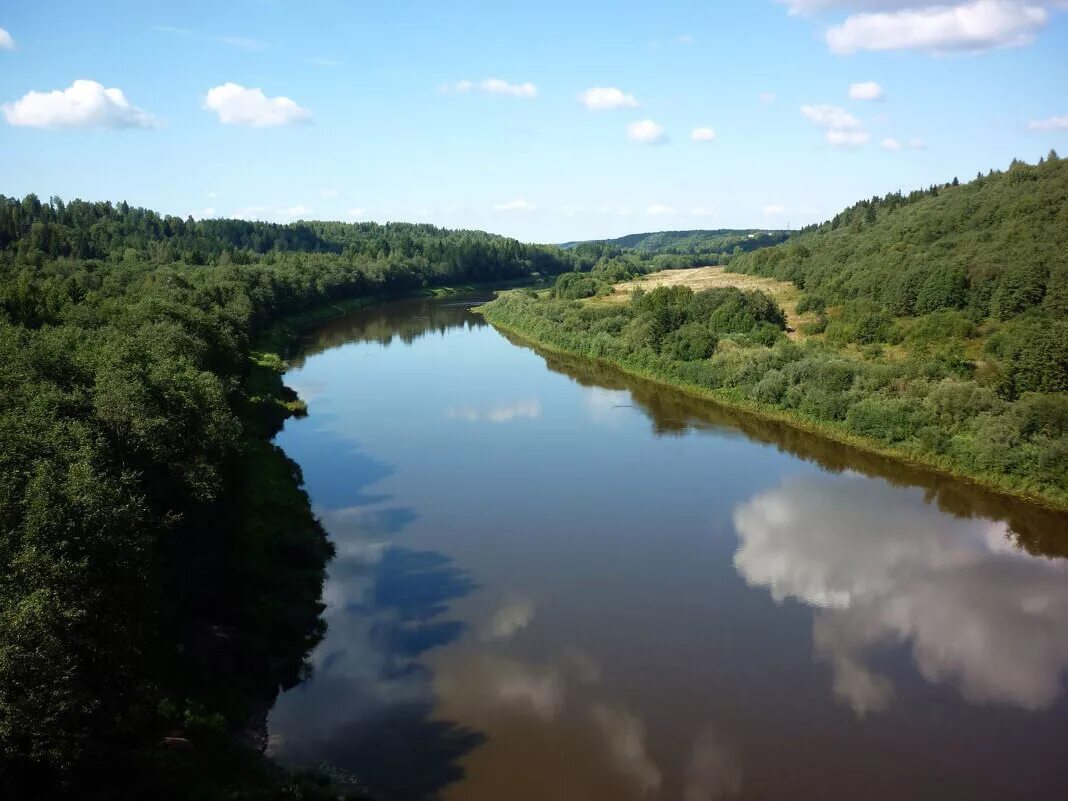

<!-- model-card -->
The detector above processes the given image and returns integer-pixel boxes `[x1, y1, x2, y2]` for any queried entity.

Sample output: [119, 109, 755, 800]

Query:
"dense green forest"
[482, 154, 1068, 507]
[0, 196, 589, 798]
[561, 228, 790, 259]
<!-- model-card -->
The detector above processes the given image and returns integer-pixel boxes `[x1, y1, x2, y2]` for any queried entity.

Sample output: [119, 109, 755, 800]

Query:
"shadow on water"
[290, 291, 495, 366]
[514, 337, 1068, 558]
[269, 410, 485, 799]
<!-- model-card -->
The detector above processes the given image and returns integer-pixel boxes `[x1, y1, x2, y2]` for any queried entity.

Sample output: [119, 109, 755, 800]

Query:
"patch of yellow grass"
[603, 267, 815, 339]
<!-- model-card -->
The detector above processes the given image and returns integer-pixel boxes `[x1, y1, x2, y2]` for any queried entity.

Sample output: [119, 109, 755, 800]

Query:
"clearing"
[604, 266, 814, 338]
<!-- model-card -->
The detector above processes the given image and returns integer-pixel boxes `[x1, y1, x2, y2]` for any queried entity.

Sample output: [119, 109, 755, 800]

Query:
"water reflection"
[733, 474, 1068, 714]
[524, 338, 1068, 559]
[268, 420, 484, 799]
[272, 294, 1068, 800]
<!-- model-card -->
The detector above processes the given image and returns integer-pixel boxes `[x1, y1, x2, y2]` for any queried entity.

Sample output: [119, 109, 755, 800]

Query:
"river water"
[267, 292, 1068, 801]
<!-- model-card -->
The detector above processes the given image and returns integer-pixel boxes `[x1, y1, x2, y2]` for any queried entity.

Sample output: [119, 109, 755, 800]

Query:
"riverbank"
[478, 305, 1068, 512]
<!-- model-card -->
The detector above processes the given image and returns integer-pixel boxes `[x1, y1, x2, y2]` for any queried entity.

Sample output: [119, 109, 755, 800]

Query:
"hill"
[481, 154, 1068, 507]
[561, 228, 790, 257]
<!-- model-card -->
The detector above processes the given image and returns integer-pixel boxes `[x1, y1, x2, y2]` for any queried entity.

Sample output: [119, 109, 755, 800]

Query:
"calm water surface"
[268, 292, 1068, 801]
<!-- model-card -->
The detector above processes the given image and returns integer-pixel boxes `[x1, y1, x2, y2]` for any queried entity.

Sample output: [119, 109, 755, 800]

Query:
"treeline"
[0, 196, 582, 798]
[481, 156, 1068, 507]
[563, 228, 790, 260]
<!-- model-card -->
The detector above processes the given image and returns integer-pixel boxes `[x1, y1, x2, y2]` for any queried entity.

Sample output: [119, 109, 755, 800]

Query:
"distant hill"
[561, 229, 790, 255]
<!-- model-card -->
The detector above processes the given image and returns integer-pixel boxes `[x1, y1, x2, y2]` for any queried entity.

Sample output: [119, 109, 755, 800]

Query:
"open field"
[604, 266, 815, 338]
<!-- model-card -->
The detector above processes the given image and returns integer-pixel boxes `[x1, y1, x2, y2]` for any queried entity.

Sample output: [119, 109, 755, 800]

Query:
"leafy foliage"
[482, 156, 1068, 507]
[0, 195, 580, 795]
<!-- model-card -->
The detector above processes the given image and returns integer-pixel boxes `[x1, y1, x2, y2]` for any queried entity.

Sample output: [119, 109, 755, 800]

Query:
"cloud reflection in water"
[733, 475, 1068, 714]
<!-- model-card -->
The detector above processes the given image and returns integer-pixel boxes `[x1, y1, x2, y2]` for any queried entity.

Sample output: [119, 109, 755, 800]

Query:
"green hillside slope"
[481, 154, 1068, 507]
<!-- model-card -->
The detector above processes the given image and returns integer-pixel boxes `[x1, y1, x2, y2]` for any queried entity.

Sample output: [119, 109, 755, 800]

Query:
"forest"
[481, 154, 1068, 507]
[561, 228, 790, 259]
[0, 196, 590, 798]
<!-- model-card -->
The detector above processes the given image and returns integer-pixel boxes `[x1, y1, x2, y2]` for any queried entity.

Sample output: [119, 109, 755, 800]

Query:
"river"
[266, 291, 1068, 801]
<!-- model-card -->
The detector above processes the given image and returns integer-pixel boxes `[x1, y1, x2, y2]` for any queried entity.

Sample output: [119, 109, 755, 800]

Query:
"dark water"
[268, 292, 1068, 801]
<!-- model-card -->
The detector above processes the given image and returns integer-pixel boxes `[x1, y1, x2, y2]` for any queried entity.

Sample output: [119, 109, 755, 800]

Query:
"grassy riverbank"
[479, 292, 1068, 510]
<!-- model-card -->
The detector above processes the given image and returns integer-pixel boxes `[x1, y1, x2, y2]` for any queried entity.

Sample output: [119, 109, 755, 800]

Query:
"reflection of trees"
[290, 293, 493, 365]
[523, 340, 1068, 557]
[269, 420, 484, 799]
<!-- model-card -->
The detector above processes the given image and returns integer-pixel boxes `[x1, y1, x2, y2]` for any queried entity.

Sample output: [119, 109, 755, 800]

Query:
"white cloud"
[849, 80, 885, 100]
[827, 129, 871, 146]
[2, 79, 157, 129]
[801, 104, 861, 130]
[319, 188, 340, 198]
[480, 78, 538, 98]
[492, 199, 536, 213]
[203, 82, 312, 127]
[0, 27, 14, 50]
[759, 91, 778, 104]
[645, 204, 677, 216]
[346, 208, 367, 218]
[579, 87, 639, 110]
[763, 204, 787, 216]
[627, 119, 667, 144]
[882, 137, 903, 150]
[1029, 114, 1068, 131]
[907, 136, 926, 149]
[827, 1, 1049, 55]
[689, 206, 718, 217]
[442, 78, 536, 98]
[691, 127, 717, 142]
[678, 33, 696, 44]
[801, 104, 870, 146]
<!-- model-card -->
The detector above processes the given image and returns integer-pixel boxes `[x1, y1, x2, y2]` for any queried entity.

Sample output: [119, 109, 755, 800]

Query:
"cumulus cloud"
[3, 79, 157, 129]
[759, 91, 778, 104]
[346, 208, 367, 219]
[579, 87, 639, 110]
[442, 78, 537, 98]
[0, 27, 14, 50]
[627, 118, 668, 144]
[882, 137, 903, 150]
[826, 1, 1049, 55]
[801, 103, 869, 146]
[763, 204, 787, 216]
[491, 199, 536, 213]
[1029, 114, 1068, 131]
[849, 80, 885, 100]
[692, 127, 717, 142]
[481, 78, 538, 98]
[733, 475, 1068, 714]
[203, 83, 311, 127]
[801, 104, 861, 129]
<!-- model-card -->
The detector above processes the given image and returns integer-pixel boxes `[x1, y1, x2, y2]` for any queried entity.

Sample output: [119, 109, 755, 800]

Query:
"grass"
[478, 308, 1068, 511]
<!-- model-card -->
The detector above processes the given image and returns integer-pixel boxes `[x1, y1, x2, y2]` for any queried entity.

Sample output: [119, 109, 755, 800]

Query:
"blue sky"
[1, 0, 1066, 242]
